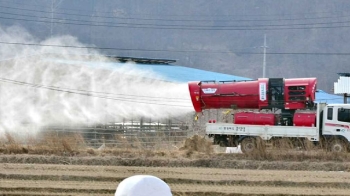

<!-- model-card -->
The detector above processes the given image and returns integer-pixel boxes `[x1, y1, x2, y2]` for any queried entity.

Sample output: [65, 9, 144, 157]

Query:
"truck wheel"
[241, 137, 265, 154]
[329, 139, 347, 153]
[241, 137, 256, 154]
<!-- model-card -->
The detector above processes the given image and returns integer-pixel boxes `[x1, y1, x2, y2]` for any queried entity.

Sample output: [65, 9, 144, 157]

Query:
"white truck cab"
[322, 104, 350, 150]
[206, 103, 350, 154]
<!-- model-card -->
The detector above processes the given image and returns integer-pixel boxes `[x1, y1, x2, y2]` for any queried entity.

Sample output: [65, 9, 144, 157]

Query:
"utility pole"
[50, 0, 54, 37]
[261, 34, 268, 78]
[50, 0, 63, 37]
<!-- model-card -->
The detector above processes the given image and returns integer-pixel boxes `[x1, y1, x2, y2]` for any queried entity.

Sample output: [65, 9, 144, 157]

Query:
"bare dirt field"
[1, 159, 350, 196]
[1, 134, 350, 196]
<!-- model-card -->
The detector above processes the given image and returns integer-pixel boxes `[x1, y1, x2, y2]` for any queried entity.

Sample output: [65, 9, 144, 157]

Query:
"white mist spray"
[0, 25, 193, 137]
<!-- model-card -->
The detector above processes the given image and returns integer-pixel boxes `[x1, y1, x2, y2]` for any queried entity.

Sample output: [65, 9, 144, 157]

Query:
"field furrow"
[1, 163, 350, 196]
[2, 164, 350, 183]
[1, 180, 350, 196]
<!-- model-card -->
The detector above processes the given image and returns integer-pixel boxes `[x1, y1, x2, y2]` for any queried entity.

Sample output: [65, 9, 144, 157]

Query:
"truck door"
[323, 106, 350, 140]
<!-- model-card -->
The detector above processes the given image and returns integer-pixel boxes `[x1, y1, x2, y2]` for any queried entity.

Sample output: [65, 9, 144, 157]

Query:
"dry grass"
[1, 132, 350, 164]
[179, 134, 213, 156]
[0, 132, 213, 158]
[0, 131, 86, 155]
[2, 133, 350, 195]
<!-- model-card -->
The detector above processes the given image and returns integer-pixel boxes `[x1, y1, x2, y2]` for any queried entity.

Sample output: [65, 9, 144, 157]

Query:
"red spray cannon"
[188, 78, 317, 112]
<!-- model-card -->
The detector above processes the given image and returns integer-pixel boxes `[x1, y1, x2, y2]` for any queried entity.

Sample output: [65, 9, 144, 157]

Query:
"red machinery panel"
[188, 79, 268, 112]
[284, 78, 317, 110]
[188, 78, 316, 112]
[293, 112, 316, 127]
[234, 112, 275, 125]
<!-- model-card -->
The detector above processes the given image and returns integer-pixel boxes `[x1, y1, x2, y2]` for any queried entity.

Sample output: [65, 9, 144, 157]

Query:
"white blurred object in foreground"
[225, 145, 243, 153]
[115, 175, 172, 196]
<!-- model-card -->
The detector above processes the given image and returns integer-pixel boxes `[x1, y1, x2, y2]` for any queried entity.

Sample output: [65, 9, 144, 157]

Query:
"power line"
[2, 41, 350, 56]
[0, 73, 189, 101]
[0, 0, 341, 19]
[2, 14, 350, 31]
[0, 61, 342, 104]
[0, 4, 348, 23]
[0, 77, 192, 107]
[2, 9, 350, 30]
[0, 76, 342, 106]
[0, 41, 260, 54]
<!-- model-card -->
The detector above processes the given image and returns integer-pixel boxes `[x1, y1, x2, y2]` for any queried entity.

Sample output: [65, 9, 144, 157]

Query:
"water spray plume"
[0, 25, 193, 137]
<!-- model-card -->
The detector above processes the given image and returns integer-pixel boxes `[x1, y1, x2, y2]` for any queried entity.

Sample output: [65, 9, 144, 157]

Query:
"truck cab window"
[327, 108, 333, 120]
[338, 108, 350, 123]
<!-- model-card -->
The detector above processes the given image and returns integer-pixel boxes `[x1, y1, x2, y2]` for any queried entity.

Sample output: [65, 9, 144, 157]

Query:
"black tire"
[329, 139, 348, 153]
[241, 137, 265, 154]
